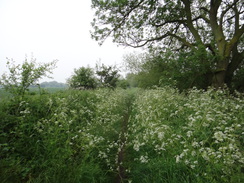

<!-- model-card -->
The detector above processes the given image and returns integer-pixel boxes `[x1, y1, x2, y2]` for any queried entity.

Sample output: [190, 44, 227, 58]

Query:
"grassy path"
[0, 88, 243, 182]
[115, 90, 135, 183]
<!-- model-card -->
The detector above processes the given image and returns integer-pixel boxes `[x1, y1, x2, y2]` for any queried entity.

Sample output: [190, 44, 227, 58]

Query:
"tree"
[123, 52, 169, 88]
[123, 52, 147, 74]
[116, 78, 130, 89]
[96, 63, 120, 88]
[91, 0, 244, 88]
[67, 67, 97, 89]
[0, 57, 57, 97]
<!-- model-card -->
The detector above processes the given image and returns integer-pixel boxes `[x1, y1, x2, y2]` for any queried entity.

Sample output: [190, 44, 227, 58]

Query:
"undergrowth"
[0, 87, 243, 182]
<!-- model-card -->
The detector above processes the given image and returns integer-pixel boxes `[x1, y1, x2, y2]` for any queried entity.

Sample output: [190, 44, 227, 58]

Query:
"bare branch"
[168, 33, 194, 48]
[209, 0, 226, 47]
[232, 24, 244, 43]
[192, 15, 210, 24]
[152, 19, 186, 28]
[181, 0, 204, 44]
[122, 33, 170, 48]
[205, 43, 217, 55]
[220, 0, 240, 28]
[200, 7, 210, 13]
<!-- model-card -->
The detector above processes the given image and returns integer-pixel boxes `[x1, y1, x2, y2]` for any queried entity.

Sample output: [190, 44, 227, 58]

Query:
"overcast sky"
[0, 0, 136, 83]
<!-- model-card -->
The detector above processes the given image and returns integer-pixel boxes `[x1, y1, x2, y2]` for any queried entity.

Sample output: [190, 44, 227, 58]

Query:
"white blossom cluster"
[126, 87, 243, 180]
[30, 87, 243, 181]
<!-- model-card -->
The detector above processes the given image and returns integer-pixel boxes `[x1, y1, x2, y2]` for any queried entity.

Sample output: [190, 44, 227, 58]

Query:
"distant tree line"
[39, 81, 67, 88]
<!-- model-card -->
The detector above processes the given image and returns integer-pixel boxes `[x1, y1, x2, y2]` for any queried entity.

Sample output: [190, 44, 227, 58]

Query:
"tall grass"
[126, 87, 243, 183]
[0, 87, 243, 182]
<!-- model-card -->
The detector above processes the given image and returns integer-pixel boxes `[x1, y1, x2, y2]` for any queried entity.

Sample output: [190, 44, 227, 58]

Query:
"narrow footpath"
[115, 92, 135, 183]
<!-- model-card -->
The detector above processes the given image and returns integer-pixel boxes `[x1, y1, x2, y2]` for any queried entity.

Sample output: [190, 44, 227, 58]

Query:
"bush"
[96, 64, 120, 88]
[67, 67, 97, 90]
[0, 57, 57, 98]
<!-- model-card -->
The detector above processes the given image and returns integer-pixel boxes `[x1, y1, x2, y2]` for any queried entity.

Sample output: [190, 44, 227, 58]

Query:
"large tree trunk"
[211, 56, 229, 88]
[212, 70, 226, 88]
[225, 44, 244, 88]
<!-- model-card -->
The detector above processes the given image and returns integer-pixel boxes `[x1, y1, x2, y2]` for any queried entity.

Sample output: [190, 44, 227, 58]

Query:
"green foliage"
[0, 87, 243, 182]
[123, 52, 167, 88]
[67, 67, 97, 90]
[0, 57, 57, 98]
[96, 63, 120, 88]
[91, 0, 244, 88]
[126, 87, 244, 183]
[232, 64, 244, 92]
[116, 78, 129, 89]
[123, 48, 215, 90]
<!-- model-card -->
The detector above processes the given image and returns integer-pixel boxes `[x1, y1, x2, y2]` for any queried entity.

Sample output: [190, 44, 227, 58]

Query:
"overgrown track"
[1, 88, 243, 182]
[115, 92, 135, 183]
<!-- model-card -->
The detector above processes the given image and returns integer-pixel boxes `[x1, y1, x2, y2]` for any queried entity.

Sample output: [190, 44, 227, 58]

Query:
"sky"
[0, 0, 136, 83]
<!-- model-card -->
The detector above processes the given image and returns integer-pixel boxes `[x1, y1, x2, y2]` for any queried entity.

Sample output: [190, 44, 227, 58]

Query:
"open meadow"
[0, 87, 243, 183]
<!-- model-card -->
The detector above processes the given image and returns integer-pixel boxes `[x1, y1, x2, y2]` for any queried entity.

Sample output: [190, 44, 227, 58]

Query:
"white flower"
[176, 155, 180, 163]
[133, 143, 140, 151]
[187, 131, 193, 137]
[191, 151, 196, 156]
[185, 160, 190, 165]
[190, 165, 195, 169]
[213, 131, 225, 142]
[201, 151, 210, 161]
[139, 155, 149, 163]
[192, 141, 199, 148]
[158, 132, 164, 140]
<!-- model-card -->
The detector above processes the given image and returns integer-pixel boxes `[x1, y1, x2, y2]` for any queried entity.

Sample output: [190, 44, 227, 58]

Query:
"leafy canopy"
[91, 0, 243, 50]
[91, 0, 244, 88]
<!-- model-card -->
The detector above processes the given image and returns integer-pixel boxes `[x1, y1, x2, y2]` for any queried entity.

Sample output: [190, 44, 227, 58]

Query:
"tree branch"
[205, 43, 217, 55]
[152, 19, 186, 28]
[233, 3, 241, 31]
[192, 15, 210, 24]
[223, 10, 244, 26]
[200, 7, 210, 13]
[122, 33, 170, 48]
[210, 0, 227, 53]
[181, 0, 203, 44]
[98, 0, 145, 45]
[168, 33, 194, 48]
[220, 0, 240, 28]
[230, 25, 244, 46]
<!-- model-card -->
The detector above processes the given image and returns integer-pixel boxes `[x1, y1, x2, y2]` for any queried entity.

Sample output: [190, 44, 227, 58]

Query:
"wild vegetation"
[91, 0, 244, 90]
[0, 86, 243, 183]
[1, 0, 243, 182]
[0, 59, 243, 182]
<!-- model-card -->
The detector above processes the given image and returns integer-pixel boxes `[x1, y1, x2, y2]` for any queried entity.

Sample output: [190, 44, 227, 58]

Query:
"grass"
[0, 87, 67, 99]
[0, 87, 243, 182]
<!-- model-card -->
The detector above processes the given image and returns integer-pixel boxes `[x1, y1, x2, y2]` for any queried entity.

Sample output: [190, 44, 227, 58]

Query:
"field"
[0, 88, 67, 99]
[0, 87, 243, 183]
